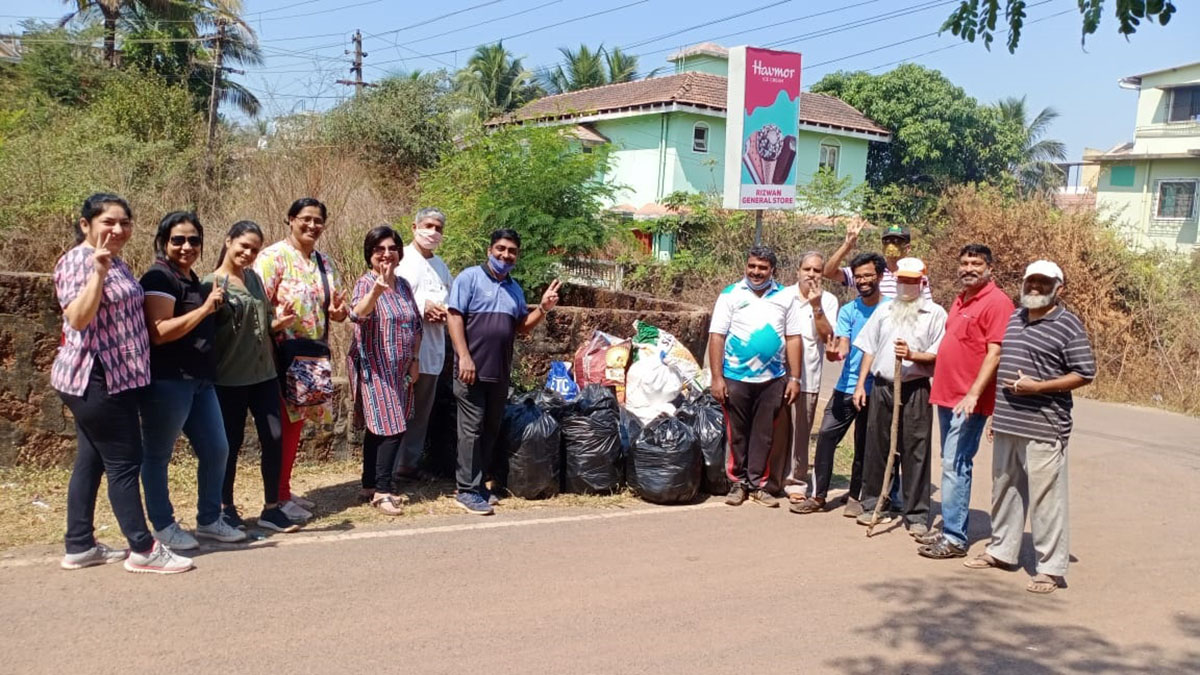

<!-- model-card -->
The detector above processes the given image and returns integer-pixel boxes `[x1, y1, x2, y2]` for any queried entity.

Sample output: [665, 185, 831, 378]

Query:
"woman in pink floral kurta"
[253, 198, 348, 522]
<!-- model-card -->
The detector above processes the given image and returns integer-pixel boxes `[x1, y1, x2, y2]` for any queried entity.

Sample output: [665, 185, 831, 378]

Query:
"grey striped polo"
[992, 305, 1096, 443]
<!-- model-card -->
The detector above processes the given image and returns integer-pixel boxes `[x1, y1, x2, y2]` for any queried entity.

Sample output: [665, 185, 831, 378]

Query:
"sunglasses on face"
[373, 245, 400, 255]
[169, 235, 203, 247]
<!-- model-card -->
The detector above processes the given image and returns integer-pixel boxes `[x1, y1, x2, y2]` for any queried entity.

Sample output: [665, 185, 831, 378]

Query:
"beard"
[890, 295, 922, 328]
[1021, 292, 1056, 309]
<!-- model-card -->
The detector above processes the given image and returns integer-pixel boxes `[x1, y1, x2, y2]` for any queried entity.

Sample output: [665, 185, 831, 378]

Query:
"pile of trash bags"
[500, 321, 730, 505]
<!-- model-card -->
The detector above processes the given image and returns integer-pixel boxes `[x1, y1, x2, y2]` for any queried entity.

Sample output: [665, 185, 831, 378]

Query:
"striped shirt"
[992, 306, 1096, 443]
[838, 265, 932, 300]
[347, 272, 422, 436]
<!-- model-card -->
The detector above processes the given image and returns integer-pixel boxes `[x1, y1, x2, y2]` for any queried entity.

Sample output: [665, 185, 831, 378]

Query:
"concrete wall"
[0, 273, 710, 468]
[1095, 157, 1200, 250]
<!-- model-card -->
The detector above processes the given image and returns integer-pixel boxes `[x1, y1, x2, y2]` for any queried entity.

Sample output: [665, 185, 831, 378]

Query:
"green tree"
[454, 42, 540, 119]
[419, 126, 617, 293]
[541, 44, 652, 95]
[324, 73, 452, 178]
[810, 64, 1024, 189]
[996, 95, 1067, 196]
[943, 0, 1178, 52]
[5, 23, 109, 107]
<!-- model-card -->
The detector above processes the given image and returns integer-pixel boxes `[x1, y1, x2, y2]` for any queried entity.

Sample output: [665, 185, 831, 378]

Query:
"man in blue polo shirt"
[447, 229, 560, 515]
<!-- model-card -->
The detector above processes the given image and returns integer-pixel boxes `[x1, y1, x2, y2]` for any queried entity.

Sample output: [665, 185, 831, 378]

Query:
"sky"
[4, 0, 1198, 160]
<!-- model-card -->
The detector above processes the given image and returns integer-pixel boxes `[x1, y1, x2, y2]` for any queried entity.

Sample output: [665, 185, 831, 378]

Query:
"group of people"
[709, 222, 1095, 594]
[52, 192, 558, 575]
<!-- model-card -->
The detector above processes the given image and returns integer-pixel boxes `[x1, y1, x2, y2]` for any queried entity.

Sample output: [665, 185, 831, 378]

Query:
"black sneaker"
[725, 484, 748, 506]
[257, 506, 301, 533]
[222, 504, 246, 530]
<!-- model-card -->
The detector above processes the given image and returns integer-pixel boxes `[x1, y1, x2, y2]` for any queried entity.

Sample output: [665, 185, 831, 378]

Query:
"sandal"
[358, 488, 375, 503]
[371, 494, 405, 516]
[917, 537, 968, 560]
[787, 492, 807, 504]
[1026, 574, 1060, 594]
[962, 553, 1016, 570]
[788, 497, 826, 514]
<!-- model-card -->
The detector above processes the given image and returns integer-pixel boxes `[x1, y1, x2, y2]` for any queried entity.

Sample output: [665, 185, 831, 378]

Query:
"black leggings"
[362, 430, 406, 495]
[59, 363, 154, 554]
[216, 379, 284, 506]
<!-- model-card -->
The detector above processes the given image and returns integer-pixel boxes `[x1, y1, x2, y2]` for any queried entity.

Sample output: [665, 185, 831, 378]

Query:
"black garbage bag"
[619, 407, 643, 458]
[560, 384, 623, 494]
[535, 388, 570, 420]
[678, 391, 729, 496]
[498, 393, 560, 500]
[627, 413, 701, 504]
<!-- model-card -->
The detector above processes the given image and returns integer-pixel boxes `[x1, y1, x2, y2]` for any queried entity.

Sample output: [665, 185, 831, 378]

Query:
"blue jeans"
[139, 379, 230, 529]
[937, 406, 988, 547]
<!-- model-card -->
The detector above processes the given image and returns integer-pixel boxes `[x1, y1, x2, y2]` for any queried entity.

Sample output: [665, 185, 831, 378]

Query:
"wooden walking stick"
[866, 356, 904, 537]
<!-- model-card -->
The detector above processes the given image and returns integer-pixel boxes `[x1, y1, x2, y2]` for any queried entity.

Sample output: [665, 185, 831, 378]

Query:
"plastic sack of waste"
[678, 391, 729, 496]
[630, 320, 701, 383]
[560, 384, 623, 494]
[498, 393, 561, 499]
[574, 330, 632, 403]
[545, 361, 580, 402]
[535, 388, 570, 420]
[626, 413, 701, 505]
[619, 407, 644, 458]
[624, 346, 684, 425]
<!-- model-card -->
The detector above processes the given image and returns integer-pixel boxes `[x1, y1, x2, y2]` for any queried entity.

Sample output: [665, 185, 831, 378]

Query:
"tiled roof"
[493, 71, 890, 138]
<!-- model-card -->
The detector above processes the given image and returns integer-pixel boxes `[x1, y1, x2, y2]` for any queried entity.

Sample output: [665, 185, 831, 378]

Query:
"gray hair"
[414, 207, 446, 226]
[798, 250, 825, 267]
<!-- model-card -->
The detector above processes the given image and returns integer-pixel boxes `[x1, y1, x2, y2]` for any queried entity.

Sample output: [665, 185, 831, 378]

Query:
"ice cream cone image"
[756, 124, 785, 185]
[772, 135, 797, 184]
[744, 132, 766, 183]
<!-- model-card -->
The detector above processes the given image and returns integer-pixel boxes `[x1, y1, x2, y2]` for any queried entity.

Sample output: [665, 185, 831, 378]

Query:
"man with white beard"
[851, 258, 946, 536]
[964, 261, 1094, 595]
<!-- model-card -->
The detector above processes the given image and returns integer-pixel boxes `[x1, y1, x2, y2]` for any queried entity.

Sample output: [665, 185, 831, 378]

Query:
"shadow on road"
[829, 575, 1200, 674]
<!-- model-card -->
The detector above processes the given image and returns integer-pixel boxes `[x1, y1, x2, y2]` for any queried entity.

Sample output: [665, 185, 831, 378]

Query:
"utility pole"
[337, 30, 375, 96]
[204, 19, 226, 179]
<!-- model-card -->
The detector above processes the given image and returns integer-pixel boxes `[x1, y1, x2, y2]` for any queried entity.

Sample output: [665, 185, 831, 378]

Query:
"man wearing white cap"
[964, 260, 1095, 595]
[851, 257, 946, 535]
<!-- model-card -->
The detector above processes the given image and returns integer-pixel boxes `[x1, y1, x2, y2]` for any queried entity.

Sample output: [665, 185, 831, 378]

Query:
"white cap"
[894, 257, 926, 280]
[1023, 260, 1063, 282]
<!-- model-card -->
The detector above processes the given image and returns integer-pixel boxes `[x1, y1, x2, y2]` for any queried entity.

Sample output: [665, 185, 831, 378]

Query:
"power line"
[404, 0, 563, 47]
[622, 0, 795, 50]
[361, 0, 511, 41]
[765, 0, 960, 48]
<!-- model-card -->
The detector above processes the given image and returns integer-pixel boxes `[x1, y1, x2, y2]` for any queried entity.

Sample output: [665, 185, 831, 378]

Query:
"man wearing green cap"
[823, 222, 932, 300]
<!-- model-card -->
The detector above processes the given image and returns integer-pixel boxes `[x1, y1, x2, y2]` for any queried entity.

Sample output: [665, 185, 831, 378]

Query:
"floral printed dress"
[347, 272, 422, 436]
[254, 241, 343, 424]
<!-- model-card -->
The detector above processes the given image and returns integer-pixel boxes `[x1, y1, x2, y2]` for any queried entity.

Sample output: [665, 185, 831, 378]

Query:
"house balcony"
[1134, 121, 1200, 139]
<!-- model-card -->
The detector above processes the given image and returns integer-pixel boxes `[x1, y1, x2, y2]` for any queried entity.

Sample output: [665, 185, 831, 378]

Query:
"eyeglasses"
[852, 273, 879, 281]
[373, 245, 400, 254]
[295, 216, 325, 227]
[169, 235, 203, 247]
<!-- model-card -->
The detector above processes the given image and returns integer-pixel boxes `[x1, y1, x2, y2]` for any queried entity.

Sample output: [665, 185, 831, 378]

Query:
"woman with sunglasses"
[205, 221, 299, 533]
[254, 197, 349, 523]
[54, 194, 192, 574]
[348, 226, 422, 514]
[138, 212, 247, 550]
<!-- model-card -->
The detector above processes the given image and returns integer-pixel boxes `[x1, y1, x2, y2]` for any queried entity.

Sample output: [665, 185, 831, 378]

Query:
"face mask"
[413, 228, 443, 251]
[883, 242, 904, 258]
[488, 255, 515, 277]
[745, 275, 773, 292]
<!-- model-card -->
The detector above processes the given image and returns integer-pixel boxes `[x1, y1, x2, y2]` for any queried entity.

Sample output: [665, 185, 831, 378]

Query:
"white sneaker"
[153, 522, 199, 551]
[290, 494, 316, 509]
[196, 518, 248, 543]
[124, 542, 194, 575]
[61, 543, 128, 570]
[280, 500, 312, 522]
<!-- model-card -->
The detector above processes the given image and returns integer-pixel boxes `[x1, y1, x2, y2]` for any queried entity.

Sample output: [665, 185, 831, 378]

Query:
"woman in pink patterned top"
[52, 193, 192, 575]
[347, 226, 422, 515]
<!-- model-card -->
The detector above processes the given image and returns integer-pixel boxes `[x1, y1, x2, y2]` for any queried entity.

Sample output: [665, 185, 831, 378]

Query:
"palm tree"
[541, 44, 656, 94]
[997, 95, 1067, 196]
[604, 46, 643, 84]
[455, 42, 538, 118]
[60, 0, 172, 67]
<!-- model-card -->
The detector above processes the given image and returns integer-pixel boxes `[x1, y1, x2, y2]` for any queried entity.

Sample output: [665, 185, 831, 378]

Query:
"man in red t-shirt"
[918, 244, 1014, 559]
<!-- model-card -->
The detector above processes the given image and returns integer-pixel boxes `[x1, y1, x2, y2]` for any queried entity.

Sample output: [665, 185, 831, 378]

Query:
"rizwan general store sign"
[722, 46, 803, 210]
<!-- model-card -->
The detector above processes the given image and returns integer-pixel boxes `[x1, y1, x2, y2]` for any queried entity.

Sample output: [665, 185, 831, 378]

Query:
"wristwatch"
[788, 376, 803, 385]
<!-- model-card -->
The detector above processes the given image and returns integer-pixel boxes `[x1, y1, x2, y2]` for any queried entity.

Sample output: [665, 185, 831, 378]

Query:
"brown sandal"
[1026, 574, 1060, 594]
[962, 553, 1016, 570]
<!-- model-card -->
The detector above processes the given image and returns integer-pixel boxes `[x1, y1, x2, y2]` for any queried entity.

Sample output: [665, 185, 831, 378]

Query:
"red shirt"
[930, 279, 1015, 416]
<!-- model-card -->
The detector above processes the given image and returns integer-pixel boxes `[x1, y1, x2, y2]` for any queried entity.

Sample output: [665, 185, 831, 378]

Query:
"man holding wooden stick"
[851, 258, 946, 536]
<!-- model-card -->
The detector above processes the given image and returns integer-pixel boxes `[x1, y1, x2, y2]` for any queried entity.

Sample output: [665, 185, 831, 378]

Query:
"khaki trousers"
[986, 431, 1071, 577]
[782, 392, 820, 496]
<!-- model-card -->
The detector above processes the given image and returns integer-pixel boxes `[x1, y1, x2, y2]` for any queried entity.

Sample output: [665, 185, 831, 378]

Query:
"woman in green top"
[204, 221, 299, 533]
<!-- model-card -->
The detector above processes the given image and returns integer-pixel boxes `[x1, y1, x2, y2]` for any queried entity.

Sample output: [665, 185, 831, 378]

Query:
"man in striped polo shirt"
[964, 260, 1095, 595]
[823, 222, 933, 300]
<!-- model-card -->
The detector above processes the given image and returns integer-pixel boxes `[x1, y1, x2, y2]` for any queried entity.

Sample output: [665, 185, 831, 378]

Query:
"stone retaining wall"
[0, 271, 710, 467]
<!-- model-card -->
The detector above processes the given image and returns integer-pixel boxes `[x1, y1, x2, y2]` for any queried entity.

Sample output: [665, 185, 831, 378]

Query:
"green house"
[492, 43, 890, 214]
[1089, 61, 1200, 251]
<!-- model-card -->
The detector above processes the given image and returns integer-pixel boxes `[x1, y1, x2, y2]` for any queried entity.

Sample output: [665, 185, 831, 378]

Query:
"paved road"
[1, 394, 1198, 674]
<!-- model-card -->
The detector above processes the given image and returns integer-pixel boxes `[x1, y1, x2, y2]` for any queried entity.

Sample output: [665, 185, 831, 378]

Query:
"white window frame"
[1152, 178, 1199, 221]
[692, 122, 709, 154]
[819, 142, 840, 174]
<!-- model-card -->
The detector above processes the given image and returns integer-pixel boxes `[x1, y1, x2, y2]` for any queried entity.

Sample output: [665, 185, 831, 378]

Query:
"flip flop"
[787, 493, 807, 504]
[1026, 574, 1060, 594]
[962, 553, 1015, 570]
[371, 494, 405, 516]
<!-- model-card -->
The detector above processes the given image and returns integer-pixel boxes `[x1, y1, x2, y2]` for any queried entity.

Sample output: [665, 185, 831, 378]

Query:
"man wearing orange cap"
[851, 257, 946, 535]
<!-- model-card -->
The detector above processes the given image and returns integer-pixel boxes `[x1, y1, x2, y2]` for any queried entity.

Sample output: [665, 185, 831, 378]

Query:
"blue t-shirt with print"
[834, 296, 890, 395]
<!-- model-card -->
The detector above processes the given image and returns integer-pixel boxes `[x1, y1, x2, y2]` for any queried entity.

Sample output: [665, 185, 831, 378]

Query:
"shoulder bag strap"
[315, 252, 331, 344]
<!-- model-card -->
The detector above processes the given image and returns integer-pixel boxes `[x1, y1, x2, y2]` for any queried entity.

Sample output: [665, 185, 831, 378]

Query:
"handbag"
[277, 253, 334, 407]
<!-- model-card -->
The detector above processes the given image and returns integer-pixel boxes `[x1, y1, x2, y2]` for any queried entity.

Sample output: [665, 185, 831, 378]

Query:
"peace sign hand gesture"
[540, 279, 561, 312]
[92, 233, 114, 276]
[844, 220, 864, 245]
[373, 260, 394, 294]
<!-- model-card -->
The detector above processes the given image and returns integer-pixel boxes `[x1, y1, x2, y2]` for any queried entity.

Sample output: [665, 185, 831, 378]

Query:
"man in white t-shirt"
[395, 207, 454, 481]
[777, 251, 840, 503]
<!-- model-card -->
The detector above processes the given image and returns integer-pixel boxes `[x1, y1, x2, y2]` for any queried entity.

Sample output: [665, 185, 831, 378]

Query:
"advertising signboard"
[722, 46, 803, 210]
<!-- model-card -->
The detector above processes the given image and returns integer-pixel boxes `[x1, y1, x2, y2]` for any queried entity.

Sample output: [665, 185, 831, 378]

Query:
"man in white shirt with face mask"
[395, 207, 454, 482]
